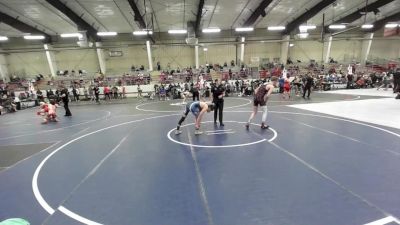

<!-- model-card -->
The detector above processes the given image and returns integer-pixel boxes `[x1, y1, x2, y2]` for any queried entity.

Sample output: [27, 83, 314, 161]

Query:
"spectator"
[302, 74, 314, 99]
[60, 87, 72, 116]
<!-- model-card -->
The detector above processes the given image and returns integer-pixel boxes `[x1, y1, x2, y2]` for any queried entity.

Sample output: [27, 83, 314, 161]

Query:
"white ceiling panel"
[148, 0, 197, 31]
[58, 0, 134, 33]
[308, 0, 375, 26]
[352, 0, 400, 25]
[205, 0, 251, 29]
[0, 0, 77, 35]
[256, 0, 320, 28]
[0, 0, 397, 37]
[228, 0, 265, 28]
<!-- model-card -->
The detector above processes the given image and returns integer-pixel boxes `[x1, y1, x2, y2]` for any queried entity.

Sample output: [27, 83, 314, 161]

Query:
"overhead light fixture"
[202, 28, 221, 33]
[0, 36, 8, 41]
[97, 32, 117, 36]
[289, 43, 294, 47]
[267, 26, 285, 31]
[203, 48, 208, 51]
[385, 23, 398, 28]
[60, 33, 83, 38]
[168, 29, 187, 34]
[299, 25, 316, 30]
[24, 35, 45, 40]
[361, 24, 374, 29]
[329, 24, 346, 29]
[133, 30, 153, 35]
[297, 33, 309, 39]
[235, 27, 254, 32]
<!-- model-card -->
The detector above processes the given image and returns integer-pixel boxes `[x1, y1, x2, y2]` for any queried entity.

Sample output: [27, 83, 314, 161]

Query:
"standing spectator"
[347, 73, 354, 89]
[83, 86, 88, 100]
[104, 85, 110, 100]
[88, 86, 94, 101]
[393, 68, 400, 94]
[93, 85, 100, 103]
[212, 79, 225, 126]
[191, 83, 200, 101]
[60, 87, 72, 116]
[235, 80, 240, 93]
[377, 72, 389, 91]
[37, 89, 44, 101]
[137, 84, 143, 101]
[14, 96, 21, 110]
[302, 74, 314, 99]
[72, 87, 79, 101]
[278, 76, 285, 95]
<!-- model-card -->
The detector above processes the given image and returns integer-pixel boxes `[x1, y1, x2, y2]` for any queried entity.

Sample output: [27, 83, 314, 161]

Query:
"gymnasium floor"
[0, 90, 399, 225]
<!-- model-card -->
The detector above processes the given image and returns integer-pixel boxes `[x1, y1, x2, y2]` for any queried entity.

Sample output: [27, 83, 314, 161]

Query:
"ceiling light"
[297, 33, 309, 39]
[202, 28, 221, 33]
[299, 25, 316, 30]
[133, 30, 153, 35]
[235, 27, 254, 32]
[385, 23, 398, 28]
[24, 35, 45, 40]
[289, 43, 294, 47]
[329, 24, 346, 29]
[0, 36, 8, 41]
[203, 48, 208, 51]
[168, 29, 187, 34]
[60, 33, 83, 38]
[361, 24, 374, 29]
[97, 32, 117, 36]
[267, 26, 285, 31]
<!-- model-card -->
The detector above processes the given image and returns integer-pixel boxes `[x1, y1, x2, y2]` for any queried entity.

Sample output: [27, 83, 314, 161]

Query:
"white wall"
[6, 52, 50, 77]
[245, 42, 281, 65]
[105, 45, 148, 74]
[369, 39, 400, 61]
[153, 45, 195, 69]
[3, 37, 400, 78]
[55, 49, 99, 74]
[200, 44, 236, 66]
[288, 41, 324, 62]
[330, 40, 362, 62]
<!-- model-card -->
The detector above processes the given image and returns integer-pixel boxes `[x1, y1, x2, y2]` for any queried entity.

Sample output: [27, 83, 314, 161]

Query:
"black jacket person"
[60, 87, 72, 116]
[212, 80, 225, 126]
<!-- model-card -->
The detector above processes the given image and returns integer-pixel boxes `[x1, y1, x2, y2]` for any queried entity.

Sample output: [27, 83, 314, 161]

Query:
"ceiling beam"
[194, 0, 205, 36]
[243, 0, 274, 27]
[127, 0, 147, 29]
[283, 0, 336, 35]
[369, 11, 400, 32]
[325, 0, 395, 32]
[44, 0, 99, 41]
[0, 11, 51, 41]
[126, 0, 155, 43]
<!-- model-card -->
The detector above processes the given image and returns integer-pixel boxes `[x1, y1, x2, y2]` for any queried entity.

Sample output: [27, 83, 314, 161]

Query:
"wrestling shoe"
[261, 125, 270, 130]
[245, 123, 249, 130]
[175, 130, 182, 135]
[194, 130, 203, 135]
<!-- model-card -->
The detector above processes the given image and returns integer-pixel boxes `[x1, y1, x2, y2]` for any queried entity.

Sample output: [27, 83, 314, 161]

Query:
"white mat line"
[206, 131, 235, 135]
[363, 216, 400, 225]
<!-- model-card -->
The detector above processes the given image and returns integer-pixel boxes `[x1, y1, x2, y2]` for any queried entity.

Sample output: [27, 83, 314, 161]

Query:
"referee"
[212, 79, 225, 126]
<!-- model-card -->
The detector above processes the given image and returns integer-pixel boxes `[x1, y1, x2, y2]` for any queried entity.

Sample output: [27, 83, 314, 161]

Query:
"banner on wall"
[109, 51, 123, 57]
